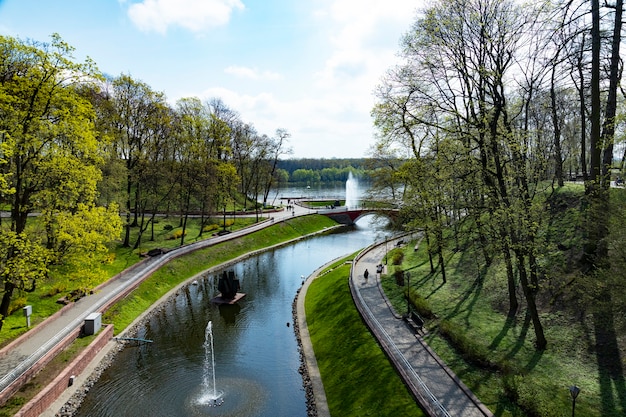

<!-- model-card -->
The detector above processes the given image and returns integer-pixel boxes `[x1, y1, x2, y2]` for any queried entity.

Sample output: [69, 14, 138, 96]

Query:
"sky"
[0, 0, 424, 159]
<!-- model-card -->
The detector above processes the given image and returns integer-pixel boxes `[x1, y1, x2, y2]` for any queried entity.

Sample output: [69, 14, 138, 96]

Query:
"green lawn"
[305, 258, 426, 417]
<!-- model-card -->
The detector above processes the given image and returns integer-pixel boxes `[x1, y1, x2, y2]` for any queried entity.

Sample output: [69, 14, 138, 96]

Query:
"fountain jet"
[202, 321, 224, 406]
[345, 172, 359, 209]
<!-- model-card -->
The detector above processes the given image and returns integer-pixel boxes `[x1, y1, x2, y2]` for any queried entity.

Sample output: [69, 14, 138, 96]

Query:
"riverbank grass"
[305, 259, 426, 417]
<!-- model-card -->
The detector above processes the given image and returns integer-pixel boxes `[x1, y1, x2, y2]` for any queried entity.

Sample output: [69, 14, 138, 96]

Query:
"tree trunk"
[503, 242, 518, 316]
[0, 282, 15, 331]
[550, 66, 564, 187]
[516, 253, 547, 350]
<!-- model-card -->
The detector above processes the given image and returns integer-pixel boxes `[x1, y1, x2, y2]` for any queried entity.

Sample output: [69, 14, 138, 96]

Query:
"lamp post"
[405, 271, 411, 317]
[569, 385, 580, 417]
[385, 236, 388, 264]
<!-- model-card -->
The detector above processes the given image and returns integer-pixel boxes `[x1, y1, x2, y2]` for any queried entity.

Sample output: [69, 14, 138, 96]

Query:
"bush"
[394, 269, 405, 285]
[409, 291, 435, 319]
[46, 285, 67, 298]
[8, 297, 27, 315]
[163, 224, 173, 231]
[203, 223, 219, 232]
[391, 250, 404, 265]
[503, 374, 562, 417]
[438, 319, 498, 370]
[169, 230, 187, 240]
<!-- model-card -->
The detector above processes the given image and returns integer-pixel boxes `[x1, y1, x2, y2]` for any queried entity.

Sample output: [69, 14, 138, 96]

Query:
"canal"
[75, 215, 389, 417]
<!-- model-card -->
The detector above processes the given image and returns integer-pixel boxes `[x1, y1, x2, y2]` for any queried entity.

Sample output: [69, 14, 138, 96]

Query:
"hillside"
[382, 184, 626, 416]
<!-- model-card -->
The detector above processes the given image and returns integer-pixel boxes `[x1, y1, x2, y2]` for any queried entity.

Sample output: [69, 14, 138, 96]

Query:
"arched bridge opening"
[318, 208, 399, 226]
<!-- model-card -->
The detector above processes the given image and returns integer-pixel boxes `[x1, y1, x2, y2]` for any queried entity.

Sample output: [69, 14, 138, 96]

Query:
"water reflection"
[75, 215, 389, 417]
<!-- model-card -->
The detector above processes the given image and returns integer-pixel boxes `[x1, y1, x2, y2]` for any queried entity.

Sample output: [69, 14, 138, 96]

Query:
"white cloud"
[314, 0, 419, 91]
[196, 86, 370, 157]
[224, 65, 282, 81]
[126, 0, 244, 34]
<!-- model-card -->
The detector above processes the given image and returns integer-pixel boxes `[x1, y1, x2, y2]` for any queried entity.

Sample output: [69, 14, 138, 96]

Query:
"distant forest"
[276, 158, 371, 184]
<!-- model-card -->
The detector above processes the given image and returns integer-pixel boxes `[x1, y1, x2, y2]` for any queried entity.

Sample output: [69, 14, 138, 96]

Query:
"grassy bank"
[305, 258, 426, 417]
[0, 215, 260, 346]
[381, 238, 622, 416]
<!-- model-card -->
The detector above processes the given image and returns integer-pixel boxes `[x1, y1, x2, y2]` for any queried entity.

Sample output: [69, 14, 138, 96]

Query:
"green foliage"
[408, 290, 434, 319]
[390, 249, 404, 265]
[378, 201, 625, 417]
[290, 168, 320, 184]
[502, 375, 562, 417]
[202, 223, 219, 232]
[8, 297, 26, 315]
[0, 33, 111, 329]
[169, 230, 187, 240]
[438, 319, 503, 371]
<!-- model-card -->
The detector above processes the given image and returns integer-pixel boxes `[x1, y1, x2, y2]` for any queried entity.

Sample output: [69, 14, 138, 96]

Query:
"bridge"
[317, 207, 399, 226]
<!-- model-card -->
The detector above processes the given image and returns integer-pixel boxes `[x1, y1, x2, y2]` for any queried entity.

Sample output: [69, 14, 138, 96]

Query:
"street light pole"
[569, 385, 580, 417]
[385, 236, 388, 265]
[405, 271, 411, 317]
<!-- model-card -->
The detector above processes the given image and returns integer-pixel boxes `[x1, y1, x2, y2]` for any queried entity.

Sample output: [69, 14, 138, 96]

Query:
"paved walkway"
[349, 240, 493, 417]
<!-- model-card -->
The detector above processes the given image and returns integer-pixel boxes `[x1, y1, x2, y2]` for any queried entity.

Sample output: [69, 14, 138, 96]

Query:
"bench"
[405, 311, 424, 334]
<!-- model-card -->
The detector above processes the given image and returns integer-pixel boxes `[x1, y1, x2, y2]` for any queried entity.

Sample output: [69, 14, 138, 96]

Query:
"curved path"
[348, 240, 493, 417]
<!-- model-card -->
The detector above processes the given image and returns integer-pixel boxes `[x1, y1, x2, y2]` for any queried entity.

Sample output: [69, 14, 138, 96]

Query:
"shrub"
[46, 285, 67, 298]
[409, 291, 434, 319]
[203, 223, 219, 232]
[102, 253, 116, 264]
[8, 297, 27, 315]
[503, 374, 562, 417]
[393, 269, 405, 286]
[169, 230, 187, 240]
[391, 250, 404, 265]
[438, 319, 497, 370]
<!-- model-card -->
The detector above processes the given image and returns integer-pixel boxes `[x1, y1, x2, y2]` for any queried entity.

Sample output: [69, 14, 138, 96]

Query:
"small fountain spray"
[202, 321, 224, 406]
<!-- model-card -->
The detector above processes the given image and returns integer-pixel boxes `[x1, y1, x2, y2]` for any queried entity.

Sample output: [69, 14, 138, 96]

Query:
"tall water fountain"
[201, 321, 224, 407]
[345, 172, 359, 209]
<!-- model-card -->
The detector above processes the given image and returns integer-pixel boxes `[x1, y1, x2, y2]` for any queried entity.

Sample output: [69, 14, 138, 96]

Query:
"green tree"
[0, 34, 120, 330]
[103, 74, 167, 247]
[374, 0, 550, 348]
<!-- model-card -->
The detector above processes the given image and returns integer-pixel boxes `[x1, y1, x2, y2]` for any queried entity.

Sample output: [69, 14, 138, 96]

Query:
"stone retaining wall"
[14, 324, 113, 417]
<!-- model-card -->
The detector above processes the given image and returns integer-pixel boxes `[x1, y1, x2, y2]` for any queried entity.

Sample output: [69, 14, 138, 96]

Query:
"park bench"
[405, 310, 424, 334]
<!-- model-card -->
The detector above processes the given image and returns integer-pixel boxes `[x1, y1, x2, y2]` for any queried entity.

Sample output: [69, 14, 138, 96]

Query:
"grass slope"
[380, 185, 626, 416]
[305, 259, 426, 417]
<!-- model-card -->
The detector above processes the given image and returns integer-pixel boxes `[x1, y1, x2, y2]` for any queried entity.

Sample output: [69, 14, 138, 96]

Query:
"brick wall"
[14, 324, 114, 417]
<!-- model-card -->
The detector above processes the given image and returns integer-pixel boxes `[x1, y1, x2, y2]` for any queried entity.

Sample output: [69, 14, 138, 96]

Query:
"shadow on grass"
[488, 313, 520, 352]
[593, 292, 626, 416]
[443, 263, 488, 327]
